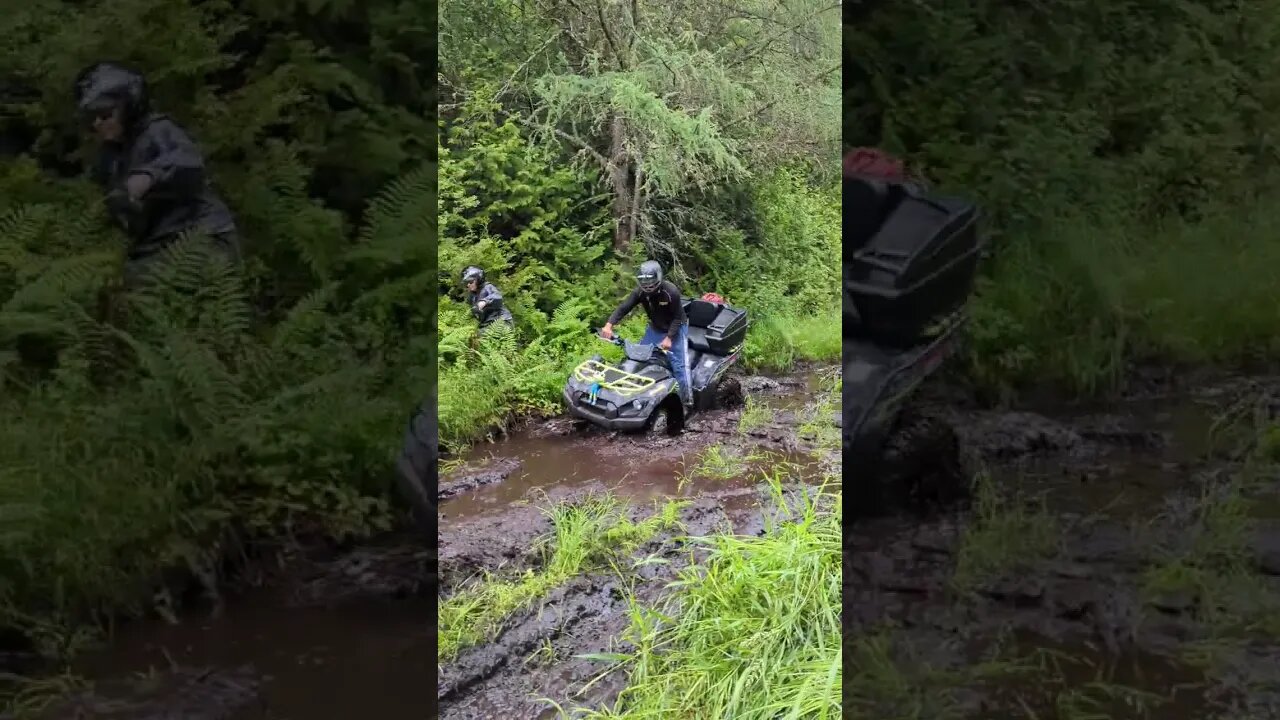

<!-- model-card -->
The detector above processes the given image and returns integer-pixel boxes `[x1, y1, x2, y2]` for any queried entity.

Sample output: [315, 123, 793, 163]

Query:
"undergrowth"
[560, 472, 841, 719]
[0, 167, 431, 661]
[438, 99, 839, 448]
[679, 444, 767, 484]
[968, 202, 1280, 400]
[951, 472, 1059, 593]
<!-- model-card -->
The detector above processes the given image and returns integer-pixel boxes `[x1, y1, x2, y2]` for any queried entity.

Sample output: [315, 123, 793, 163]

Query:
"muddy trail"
[436, 366, 841, 718]
[846, 373, 1280, 720]
[13, 369, 1280, 720]
[1, 365, 839, 720]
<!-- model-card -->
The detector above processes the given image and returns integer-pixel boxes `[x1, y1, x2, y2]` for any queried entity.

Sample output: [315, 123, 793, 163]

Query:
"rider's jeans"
[640, 322, 693, 406]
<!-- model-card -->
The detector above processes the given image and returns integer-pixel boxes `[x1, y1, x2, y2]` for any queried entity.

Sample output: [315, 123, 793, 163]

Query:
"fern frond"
[357, 162, 435, 250]
[2, 251, 118, 312]
[0, 206, 49, 271]
[270, 284, 339, 352]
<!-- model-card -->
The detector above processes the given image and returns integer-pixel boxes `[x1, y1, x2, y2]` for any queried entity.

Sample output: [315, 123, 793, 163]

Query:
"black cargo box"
[845, 189, 982, 347]
[684, 298, 749, 355]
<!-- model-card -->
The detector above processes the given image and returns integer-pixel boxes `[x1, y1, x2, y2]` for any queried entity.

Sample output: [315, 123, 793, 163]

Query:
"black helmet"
[636, 260, 663, 293]
[461, 266, 484, 286]
[73, 62, 149, 129]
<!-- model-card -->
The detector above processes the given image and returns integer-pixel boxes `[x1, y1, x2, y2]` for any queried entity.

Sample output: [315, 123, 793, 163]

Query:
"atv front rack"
[573, 360, 655, 395]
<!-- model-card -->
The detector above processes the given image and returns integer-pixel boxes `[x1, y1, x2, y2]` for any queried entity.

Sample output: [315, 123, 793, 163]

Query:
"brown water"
[438, 372, 830, 523]
[53, 590, 433, 719]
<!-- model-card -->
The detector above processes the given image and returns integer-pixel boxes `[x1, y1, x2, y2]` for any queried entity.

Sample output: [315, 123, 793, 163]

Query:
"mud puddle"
[847, 376, 1280, 719]
[16, 542, 435, 720]
[438, 368, 836, 523]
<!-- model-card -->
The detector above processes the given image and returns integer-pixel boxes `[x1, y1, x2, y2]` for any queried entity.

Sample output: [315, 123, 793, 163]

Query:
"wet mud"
[846, 373, 1280, 719]
[18, 367, 1280, 719]
[437, 367, 837, 524]
[435, 367, 839, 718]
[10, 538, 435, 720]
[438, 490, 791, 719]
[6, 366, 835, 720]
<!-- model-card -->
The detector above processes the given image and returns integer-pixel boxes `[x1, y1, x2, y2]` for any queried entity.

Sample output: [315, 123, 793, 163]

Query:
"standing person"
[600, 260, 693, 408]
[74, 62, 241, 287]
[461, 266, 513, 331]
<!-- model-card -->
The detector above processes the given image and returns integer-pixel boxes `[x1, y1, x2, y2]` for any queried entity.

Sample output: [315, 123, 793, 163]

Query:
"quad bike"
[842, 148, 985, 515]
[563, 295, 748, 436]
[395, 397, 436, 532]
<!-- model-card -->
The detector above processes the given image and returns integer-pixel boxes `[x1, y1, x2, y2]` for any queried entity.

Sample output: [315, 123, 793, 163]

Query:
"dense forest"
[0, 0, 433, 668]
[846, 0, 1280, 397]
[437, 0, 842, 447]
[435, 3, 842, 717]
[3, 0, 1278, 705]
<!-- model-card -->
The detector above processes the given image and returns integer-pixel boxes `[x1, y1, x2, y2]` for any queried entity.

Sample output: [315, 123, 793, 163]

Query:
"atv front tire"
[648, 398, 684, 437]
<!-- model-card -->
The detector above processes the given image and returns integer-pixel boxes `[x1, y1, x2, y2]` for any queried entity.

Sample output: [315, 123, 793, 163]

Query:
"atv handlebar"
[593, 330, 668, 354]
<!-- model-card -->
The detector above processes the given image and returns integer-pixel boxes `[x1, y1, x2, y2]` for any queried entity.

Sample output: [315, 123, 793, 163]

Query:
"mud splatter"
[439, 458, 523, 500]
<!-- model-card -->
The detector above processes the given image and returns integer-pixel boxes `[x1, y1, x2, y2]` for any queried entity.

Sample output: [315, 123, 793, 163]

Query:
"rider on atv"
[601, 260, 693, 408]
[461, 265, 513, 331]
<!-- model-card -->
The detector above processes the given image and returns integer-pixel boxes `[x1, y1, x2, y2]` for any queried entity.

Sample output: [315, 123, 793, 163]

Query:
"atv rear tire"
[714, 376, 744, 408]
[395, 400, 437, 533]
[870, 407, 968, 513]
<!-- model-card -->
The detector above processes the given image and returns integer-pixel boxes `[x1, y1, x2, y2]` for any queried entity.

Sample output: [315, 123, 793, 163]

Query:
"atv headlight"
[632, 399, 648, 410]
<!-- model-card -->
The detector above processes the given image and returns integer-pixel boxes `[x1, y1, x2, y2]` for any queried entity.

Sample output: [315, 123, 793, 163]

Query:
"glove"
[103, 188, 142, 233]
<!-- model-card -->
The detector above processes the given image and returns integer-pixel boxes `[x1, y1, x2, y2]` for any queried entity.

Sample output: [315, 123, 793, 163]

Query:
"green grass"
[560, 472, 841, 719]
[438, 493, 685, 663]
[679, 443, 766, 484]
[844, 630, 1017, 720]
[952, 472, 1059, 592]
[1141, 476, 1280, 636]
[737, 394, 775, 434]
[0, 671, 87, 719]
[797, 369, 841, 452]
[969, 202, 1280, 399]
[743, 312, 841, 373]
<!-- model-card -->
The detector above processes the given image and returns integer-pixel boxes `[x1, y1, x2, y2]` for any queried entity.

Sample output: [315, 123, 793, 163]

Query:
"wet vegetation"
[437, 0, 841, 449]
[846, 3, 1280, 717]
[438, 364, 842, 717]
[570, 477, 841, 719]
[0, 0, 432, 709]
[847, 1, 1280, 397]
[845, 387, 1280, 719]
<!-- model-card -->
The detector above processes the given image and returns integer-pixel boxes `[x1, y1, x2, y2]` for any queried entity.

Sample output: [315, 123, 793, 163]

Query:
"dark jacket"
[95, 113, 236, 257]
[467, 282, 513, 326]
[607, 281, 686, 339]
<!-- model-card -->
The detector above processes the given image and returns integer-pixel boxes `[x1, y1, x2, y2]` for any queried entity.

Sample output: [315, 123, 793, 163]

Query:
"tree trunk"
[608, 114, 634, 254]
